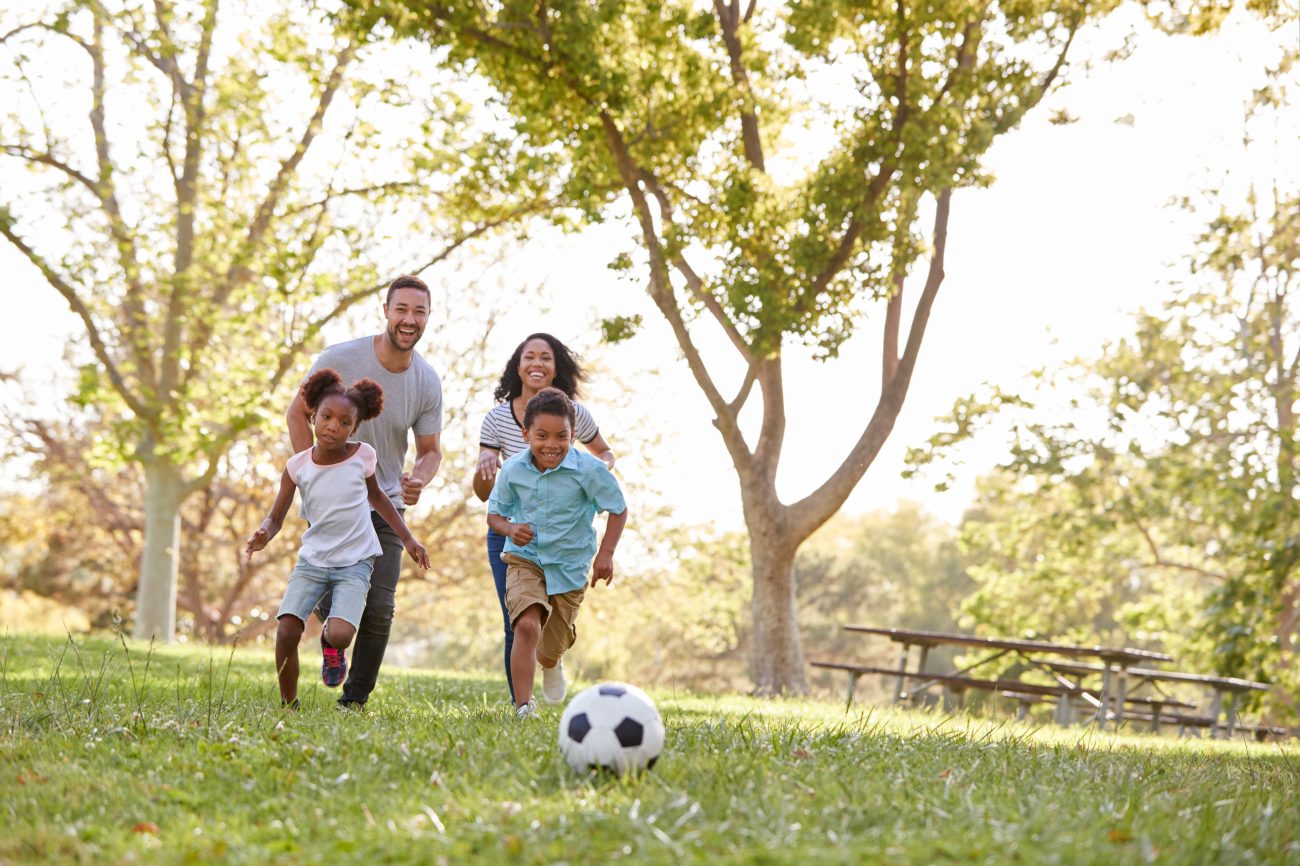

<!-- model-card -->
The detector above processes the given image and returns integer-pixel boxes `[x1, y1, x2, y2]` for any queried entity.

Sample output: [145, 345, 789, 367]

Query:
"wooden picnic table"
[1041, 660, 1271, 739]
[825, 626, 1173, 728]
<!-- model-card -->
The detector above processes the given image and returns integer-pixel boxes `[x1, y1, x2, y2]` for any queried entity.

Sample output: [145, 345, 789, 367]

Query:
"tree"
[0, 0, 544, 640]
[909, 54, 1300, 715]
[350, 0, 1120, 691]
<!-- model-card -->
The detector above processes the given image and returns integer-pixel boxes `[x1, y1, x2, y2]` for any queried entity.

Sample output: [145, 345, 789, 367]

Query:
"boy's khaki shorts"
[502, 553, 585, 661]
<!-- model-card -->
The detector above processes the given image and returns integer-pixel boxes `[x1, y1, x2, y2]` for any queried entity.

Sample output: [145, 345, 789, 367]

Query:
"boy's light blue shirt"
[488, 446, 627, 594]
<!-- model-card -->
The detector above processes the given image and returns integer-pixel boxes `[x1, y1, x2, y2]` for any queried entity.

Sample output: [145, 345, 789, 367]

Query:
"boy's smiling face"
[524, 412, 573, 471]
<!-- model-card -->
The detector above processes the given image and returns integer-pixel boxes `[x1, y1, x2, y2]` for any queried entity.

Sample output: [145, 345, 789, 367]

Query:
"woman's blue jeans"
[487, 528, 515, 702]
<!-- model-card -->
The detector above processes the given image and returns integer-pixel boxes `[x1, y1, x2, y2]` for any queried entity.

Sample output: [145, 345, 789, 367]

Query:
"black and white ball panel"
[558, 681, 664, 774]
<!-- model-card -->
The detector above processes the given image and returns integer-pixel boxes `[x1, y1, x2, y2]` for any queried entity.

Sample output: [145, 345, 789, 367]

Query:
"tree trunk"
[134, 459, 185, 641]
[748, 523, 808, 695]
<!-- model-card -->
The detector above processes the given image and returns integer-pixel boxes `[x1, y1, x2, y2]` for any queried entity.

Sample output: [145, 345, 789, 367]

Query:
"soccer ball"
[558, 682, 664, 775]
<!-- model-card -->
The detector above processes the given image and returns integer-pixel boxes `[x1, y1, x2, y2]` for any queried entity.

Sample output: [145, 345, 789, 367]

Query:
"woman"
[474, 334, 616, 701]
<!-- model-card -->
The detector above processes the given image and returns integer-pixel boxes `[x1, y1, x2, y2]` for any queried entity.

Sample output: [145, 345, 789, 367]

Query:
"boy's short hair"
[524, 387, 577, 429]
[385, 274, 431, 305]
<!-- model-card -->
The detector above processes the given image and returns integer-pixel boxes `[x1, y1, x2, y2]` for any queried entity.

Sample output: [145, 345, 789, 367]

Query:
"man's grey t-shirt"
[305, 336, 443, 511]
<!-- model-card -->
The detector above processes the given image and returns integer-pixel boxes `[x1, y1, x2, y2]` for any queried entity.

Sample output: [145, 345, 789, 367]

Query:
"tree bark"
[747, 513, 808, 695]
[134, 458, 186, 641]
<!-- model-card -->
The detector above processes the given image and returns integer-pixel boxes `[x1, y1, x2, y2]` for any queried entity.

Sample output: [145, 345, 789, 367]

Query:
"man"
[286, 274, 443, 708]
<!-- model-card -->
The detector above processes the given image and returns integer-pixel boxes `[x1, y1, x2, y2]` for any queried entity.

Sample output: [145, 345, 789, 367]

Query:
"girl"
[246, 369, 430, 708]
[473, 334, 616, 701]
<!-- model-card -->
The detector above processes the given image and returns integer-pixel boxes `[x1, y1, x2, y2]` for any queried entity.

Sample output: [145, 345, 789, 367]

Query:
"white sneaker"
[541, 658, 567, 704]
[515, 698, 538, 720]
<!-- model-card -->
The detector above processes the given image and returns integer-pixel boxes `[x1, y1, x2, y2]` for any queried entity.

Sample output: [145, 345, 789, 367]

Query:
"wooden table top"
[844, 625, 1173, 666]
[1042, 660, 1270, 692]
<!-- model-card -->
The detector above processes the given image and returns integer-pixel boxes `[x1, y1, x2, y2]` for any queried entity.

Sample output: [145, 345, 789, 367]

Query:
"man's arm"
[400, 432, 442, 506]
[285, 390, 314, 453]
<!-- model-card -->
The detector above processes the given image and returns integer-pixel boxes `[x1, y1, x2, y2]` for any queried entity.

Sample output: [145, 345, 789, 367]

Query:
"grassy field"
[1, 634, 1297, 865]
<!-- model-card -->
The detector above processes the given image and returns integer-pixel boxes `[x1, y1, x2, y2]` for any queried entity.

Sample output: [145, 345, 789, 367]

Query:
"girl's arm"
[367, 476, 431, 568]
[473, 447, 501, 502]
[590, 509, 628, 586]
[245, 470, 297, 560]
[583, 432, 616, 471]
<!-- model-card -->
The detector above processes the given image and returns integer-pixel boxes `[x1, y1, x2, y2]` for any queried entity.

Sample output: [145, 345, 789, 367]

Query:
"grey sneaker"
[540, 659, 567, 704]
[515, 698, 538, 720]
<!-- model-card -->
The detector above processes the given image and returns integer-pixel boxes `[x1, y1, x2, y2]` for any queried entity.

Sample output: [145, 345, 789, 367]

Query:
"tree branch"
[158, 0, 218, 400]
[789, 187, 953, 539]
[89, 11, 155, 390]
[882, 271, 903, 389]
[600, 111, 753, 468]
[0, 219, 152, 422]
[712, 0, 765, 172]
[286, 181, 422, 216]
[183, 37, 361, 387]
[639, 169, 754, 363]
[994, 17, 1079, 135]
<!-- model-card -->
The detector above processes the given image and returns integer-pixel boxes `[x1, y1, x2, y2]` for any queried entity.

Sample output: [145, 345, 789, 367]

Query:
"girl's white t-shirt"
[286, 443, 383, 568]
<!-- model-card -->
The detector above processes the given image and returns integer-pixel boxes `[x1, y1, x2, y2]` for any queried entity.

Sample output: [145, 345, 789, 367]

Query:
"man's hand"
[404, 537, 431, 569]
[507, 522, 534, 546]
[591, 551, 614, 586]
[400, 472, 425, 506]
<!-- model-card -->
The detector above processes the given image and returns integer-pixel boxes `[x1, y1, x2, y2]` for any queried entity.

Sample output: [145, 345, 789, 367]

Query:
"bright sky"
[1, 7, 1293, 529]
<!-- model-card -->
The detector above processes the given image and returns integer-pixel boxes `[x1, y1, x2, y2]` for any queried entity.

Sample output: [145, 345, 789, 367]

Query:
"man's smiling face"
[383, 287, 430, 352]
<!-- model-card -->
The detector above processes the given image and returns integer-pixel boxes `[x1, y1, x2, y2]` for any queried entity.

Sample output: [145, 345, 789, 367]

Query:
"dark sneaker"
[321, 635, 347, 688]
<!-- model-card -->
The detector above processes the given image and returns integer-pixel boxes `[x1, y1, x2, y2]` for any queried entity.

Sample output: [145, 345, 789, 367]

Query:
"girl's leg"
[487, 530, 515, 702]
[510, 605, 544, 707]
[275, 615, 307, 704]
[323, 616, 356, 650]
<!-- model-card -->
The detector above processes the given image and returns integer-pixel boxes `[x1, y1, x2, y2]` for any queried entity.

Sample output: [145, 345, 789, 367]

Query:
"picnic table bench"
[810, 661, 1194, 728]
[814, 626, 1172, 729]
[997, 690, 1197, 730]
[1040, 660, 1271, 739]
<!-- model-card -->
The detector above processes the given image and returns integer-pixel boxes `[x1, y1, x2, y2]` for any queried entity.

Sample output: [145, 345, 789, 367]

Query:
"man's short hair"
[386, 275, 431, 305]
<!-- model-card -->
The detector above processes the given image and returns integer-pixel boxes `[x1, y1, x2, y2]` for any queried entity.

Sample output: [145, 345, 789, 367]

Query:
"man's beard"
[387, 324, 421, 350]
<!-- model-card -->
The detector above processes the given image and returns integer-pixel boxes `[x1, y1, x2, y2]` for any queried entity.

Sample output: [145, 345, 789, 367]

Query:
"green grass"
[1, 634, 1297, 865]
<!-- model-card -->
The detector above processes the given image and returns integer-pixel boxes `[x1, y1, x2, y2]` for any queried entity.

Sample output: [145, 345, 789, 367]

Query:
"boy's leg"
[338, 514, 404, 707]
[538, 588, 585, 666]
[502, 554, 552, 709]
[510, 605, 545, 707]
[486, 529, 515, 702]
[275, 615, 306, 704]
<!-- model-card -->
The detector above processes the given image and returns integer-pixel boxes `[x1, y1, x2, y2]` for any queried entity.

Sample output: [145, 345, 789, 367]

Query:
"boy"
[486, 387, 628, 718]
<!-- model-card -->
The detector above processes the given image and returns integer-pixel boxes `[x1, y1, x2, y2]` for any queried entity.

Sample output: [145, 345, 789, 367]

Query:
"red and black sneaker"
[321, 633, 347, 688]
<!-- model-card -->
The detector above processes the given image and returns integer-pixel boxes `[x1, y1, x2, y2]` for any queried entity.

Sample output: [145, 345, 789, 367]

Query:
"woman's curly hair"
[301, 369, 384, 422]
[493, 333, 588, 402]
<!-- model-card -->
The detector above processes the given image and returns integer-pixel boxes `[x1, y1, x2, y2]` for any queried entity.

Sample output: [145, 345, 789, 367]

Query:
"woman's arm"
[583, 432, 616, 471]
[473, 447, 501, 502]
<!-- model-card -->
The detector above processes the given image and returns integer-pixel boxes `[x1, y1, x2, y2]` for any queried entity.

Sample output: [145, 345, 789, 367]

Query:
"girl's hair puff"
[494, 333, 588, 402]
[301, 368, 385, 422]
[523, 386, 576, 430]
